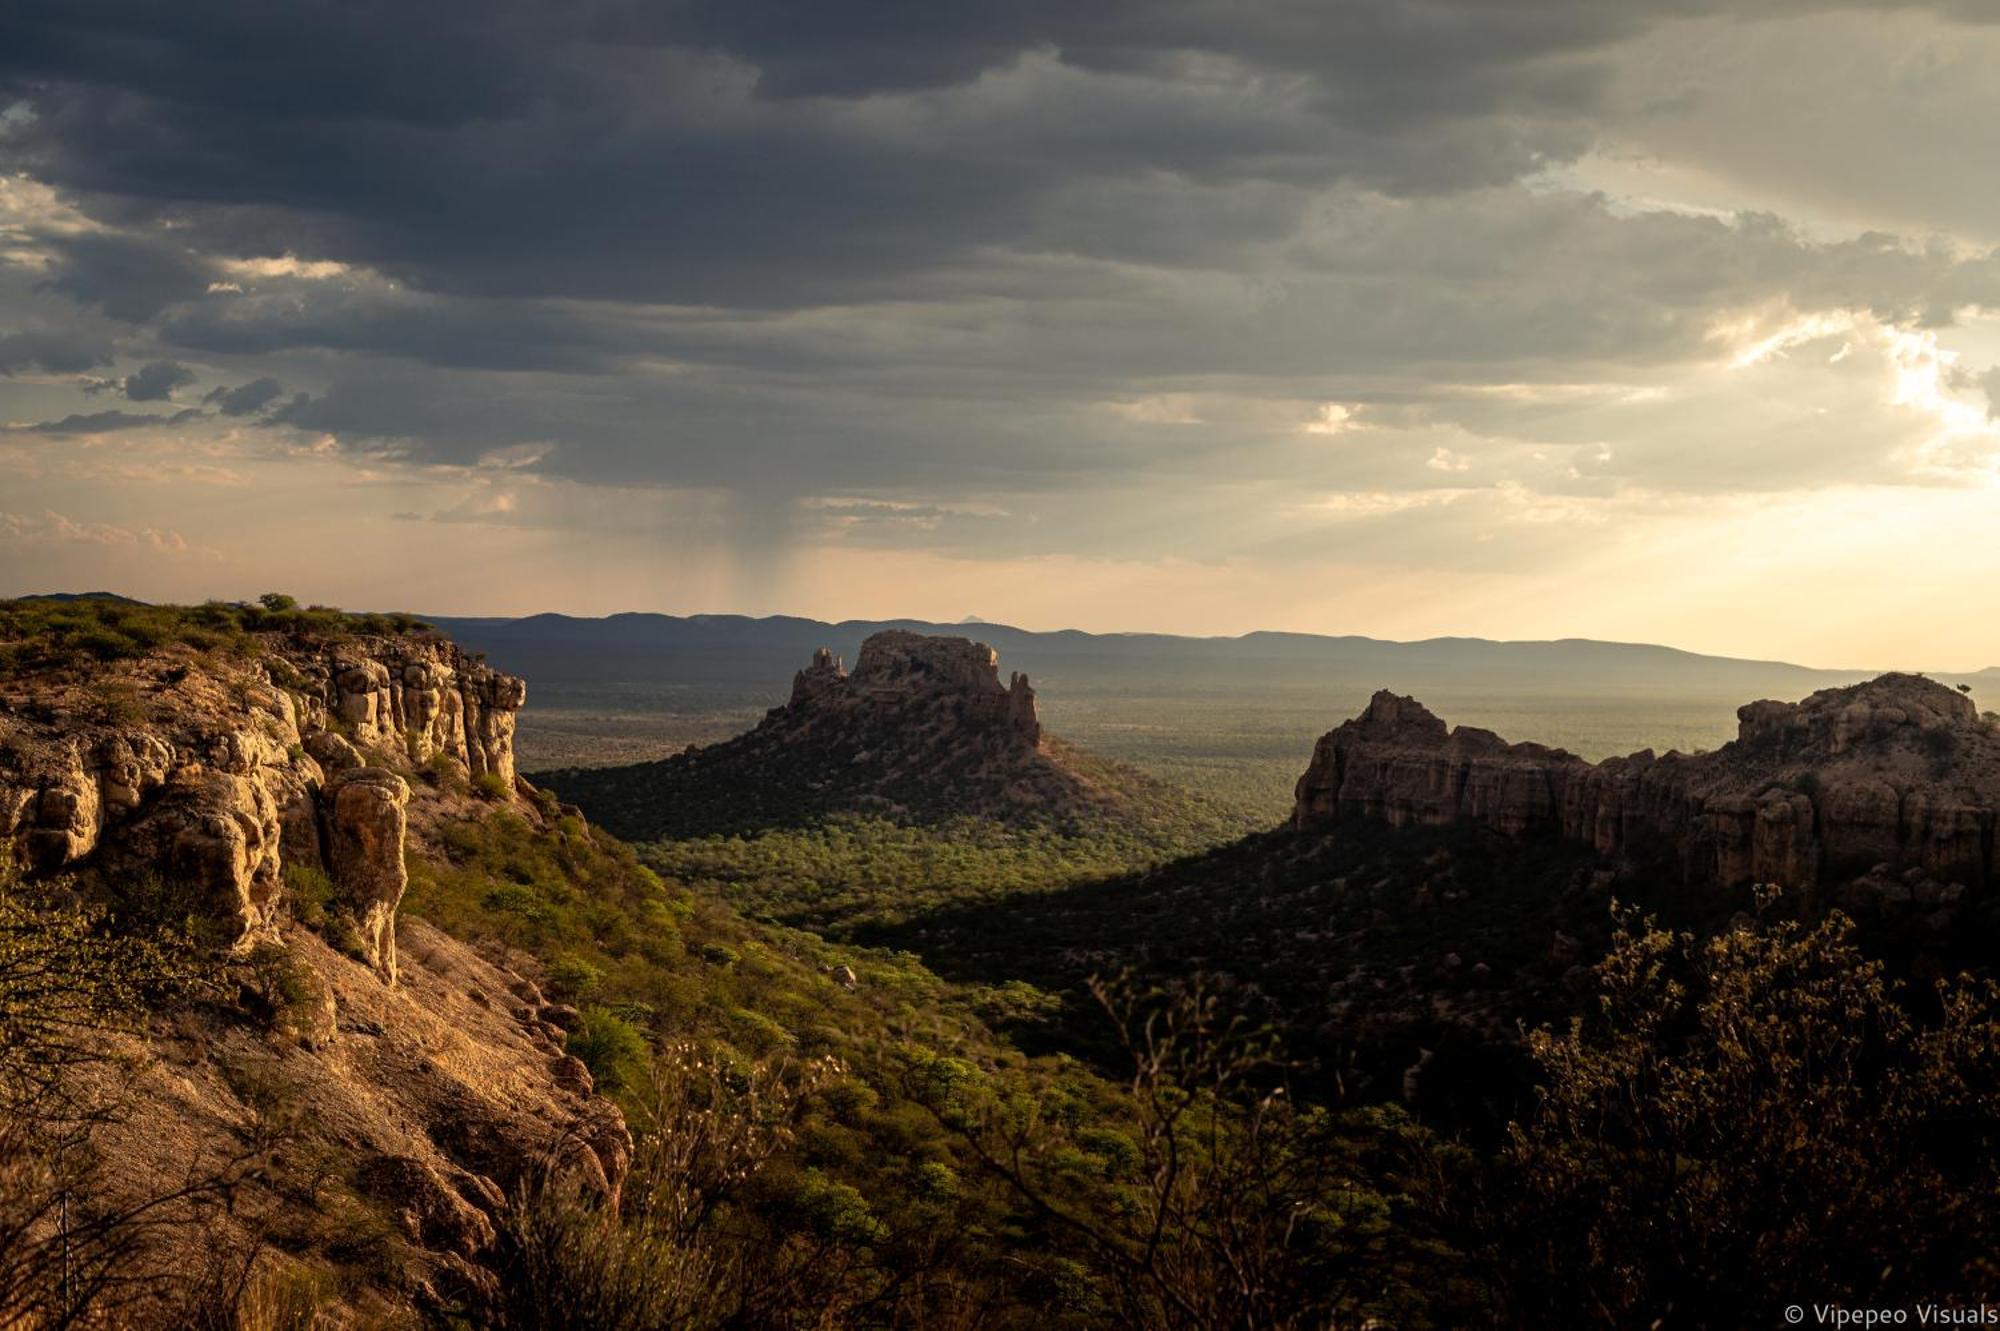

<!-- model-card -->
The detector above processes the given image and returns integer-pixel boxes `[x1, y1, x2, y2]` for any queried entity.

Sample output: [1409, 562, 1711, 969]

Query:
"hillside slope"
[6, 599, 1432, 1329]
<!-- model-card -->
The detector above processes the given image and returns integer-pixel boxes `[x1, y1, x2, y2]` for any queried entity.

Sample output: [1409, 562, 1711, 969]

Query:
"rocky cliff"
[0, 632, 523, 970]
[784, 630, 1042, 746]
[1295, 672, 1999, 912]
[539, 629, 1193, 840]
[0, 612, 628, 1314]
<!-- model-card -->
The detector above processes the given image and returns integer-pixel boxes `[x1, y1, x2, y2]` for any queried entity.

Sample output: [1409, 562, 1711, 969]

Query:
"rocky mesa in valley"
[1295, 671, 2000, 921]
[540, 628, 1188, 839]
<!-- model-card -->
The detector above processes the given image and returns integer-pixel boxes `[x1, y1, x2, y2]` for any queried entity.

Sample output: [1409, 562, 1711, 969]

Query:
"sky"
[4, 3, 2000, 668]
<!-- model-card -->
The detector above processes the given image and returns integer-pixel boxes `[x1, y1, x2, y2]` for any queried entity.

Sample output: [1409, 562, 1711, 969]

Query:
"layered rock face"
[0, 632, 524, 966]
[1295, 673, 2000, 899]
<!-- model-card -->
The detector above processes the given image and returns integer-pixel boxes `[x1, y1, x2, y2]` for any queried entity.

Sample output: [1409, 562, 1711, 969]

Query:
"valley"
[2, 597, 1997, 1328]
[440, 611, 1964, 825]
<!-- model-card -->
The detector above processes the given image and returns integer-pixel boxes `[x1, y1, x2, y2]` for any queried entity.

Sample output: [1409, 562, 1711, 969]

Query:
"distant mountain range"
[16, 591, 148, 604]
[424, 610, 1966, 700]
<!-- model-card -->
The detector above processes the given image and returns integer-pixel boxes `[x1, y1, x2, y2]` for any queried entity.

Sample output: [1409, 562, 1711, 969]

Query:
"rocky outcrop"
[1294, 673, 2000, 898]
[331, 645, 525, 784]
[0, 615, 632, 1313]
[844, 630, 1042, 744]
[0, 630, 525, 962]
[326, 767, 412, 979]
[538, 630, 1162, 839]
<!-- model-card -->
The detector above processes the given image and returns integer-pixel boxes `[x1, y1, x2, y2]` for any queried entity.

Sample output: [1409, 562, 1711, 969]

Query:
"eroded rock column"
[325, 767, 412, 981]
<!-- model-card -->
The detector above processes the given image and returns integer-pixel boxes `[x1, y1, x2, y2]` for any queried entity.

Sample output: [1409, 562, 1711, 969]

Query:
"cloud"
[121, 359, 195, 401]
[7, 407, 204, 434]
[202, 375, 283, 415]
[36, 232, 213, 322]
[0, 328, 112, 375]
[0, 507, 197, 554]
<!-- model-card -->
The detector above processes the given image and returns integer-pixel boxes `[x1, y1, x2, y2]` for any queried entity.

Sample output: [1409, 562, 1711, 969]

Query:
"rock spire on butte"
[785, 630, 1041, 745]
[534, 629, 1165, 841]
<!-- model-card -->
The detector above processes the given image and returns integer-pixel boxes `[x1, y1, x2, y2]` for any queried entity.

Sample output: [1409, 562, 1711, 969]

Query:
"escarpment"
[1295, 673, 2000, 906]
[0, 632, 523, 962]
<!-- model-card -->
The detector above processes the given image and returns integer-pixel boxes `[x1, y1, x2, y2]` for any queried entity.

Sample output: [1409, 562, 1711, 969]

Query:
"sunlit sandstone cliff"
[0, 633, 525, 971]
[1295, 673, 1997, 907]
[0, 621, 627, 1309]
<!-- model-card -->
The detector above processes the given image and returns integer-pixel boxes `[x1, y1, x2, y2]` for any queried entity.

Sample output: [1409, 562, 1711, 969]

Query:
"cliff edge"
[0, 604, 628, 1316]
[1295, 672, 1998, 914]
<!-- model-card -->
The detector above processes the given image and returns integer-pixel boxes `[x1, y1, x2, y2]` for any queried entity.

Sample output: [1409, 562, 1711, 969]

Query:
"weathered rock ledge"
[0, 632, 526, 972]
[0, 623, 632, 1304]
[1294, 673, 2000, 899]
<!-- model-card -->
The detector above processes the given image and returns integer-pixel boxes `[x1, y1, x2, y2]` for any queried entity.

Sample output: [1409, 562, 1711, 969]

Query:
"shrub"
[88, 680, 147, 725]
[239, 942, 332, 1046]
[546, 954, 604, 1001]
[1923, 726, 1960, 772]
[1488, 909, 2000, 1326]
[568, 1006, 650, 1095]
[283, 862, 334, 929]
[472, 770, 512, 801]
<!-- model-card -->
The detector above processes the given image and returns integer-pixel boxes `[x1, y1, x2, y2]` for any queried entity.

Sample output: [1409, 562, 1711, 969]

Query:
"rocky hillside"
[1296, 672, 2000, 925]
[0, 602, 629, 1318]
[539, 629, 1229, 840]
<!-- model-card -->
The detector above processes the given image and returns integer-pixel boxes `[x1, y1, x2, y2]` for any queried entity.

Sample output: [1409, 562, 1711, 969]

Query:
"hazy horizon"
[8, 5, 2000, 668]
[8, 586, 1993, 675]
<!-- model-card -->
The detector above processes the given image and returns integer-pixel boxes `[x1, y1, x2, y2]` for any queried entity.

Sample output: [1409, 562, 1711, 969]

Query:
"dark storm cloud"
[7, 407, 203, 434]
[1, 0, 1980, 314]
[159, 284, 648, 373]
[0, 0, 1634, 306]
[120, 359, 195, 401]
[36, 233, 213, 322]
[202, 376, 284, 416]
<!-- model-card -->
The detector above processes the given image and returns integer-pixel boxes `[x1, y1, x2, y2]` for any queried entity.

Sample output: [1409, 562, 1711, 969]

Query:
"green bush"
[547, 954, 605, 1000]
[283, 862, 335, 929]
[0, 596, 431, 674]
[568, 1006, 649, 1095]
